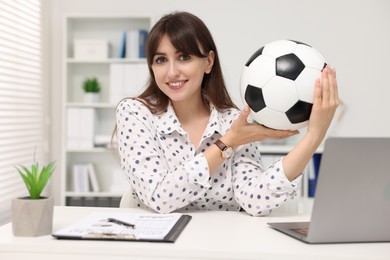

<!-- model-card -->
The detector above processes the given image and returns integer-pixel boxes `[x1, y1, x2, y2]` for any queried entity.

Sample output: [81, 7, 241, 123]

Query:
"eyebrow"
[154, 50, 185, 56]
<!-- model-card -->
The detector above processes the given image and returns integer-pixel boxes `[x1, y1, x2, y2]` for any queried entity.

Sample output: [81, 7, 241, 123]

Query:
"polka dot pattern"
[116, 99, 301, 216]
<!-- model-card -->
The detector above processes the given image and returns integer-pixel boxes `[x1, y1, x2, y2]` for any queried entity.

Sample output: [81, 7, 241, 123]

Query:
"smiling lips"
[168, 80, 186, 90]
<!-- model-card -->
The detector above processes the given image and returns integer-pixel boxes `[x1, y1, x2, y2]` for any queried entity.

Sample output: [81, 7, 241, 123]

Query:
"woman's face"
[151, 34, 214, 105]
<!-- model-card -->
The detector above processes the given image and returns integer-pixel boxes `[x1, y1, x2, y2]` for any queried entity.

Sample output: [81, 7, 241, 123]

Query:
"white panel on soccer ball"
[252, 107, 293, 130]
[295, 44, 325, 70]
[295, 67, 321, 103]
[240, 66, 250, 104]
[262, 40, 297, 58]
[262, 77, 298, 112]
[247, 55, 275, 88]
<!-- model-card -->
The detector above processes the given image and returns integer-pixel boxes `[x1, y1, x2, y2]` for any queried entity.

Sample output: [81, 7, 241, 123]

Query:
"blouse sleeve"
[116, 99, 212, 213]
[232, 142, 301, 216]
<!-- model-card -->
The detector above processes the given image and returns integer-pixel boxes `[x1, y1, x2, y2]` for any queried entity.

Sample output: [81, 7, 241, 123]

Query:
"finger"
[321, 66, 330, 104]
[242, 105, 251, 118]
[330, 68, 339, 104]
[238, 105, 251, 125]
[313, 77, 322, 104]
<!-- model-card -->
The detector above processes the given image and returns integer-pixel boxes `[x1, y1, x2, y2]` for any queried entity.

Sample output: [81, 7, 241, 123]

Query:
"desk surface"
[0, 206, 389, 260]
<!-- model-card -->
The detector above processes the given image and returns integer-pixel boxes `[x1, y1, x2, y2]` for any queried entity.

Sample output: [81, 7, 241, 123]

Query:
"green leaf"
[36, 162, 55, 198]
[16, 160, 56, 200]
[83, 77, 101, 93]
[16, 166, 33, 196]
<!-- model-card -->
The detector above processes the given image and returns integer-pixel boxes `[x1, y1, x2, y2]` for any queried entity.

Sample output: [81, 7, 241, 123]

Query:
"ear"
[205, 50, 215, 74]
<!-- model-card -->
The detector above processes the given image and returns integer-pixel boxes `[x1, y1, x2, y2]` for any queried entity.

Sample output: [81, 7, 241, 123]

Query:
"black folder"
[52, 212, 192, 243]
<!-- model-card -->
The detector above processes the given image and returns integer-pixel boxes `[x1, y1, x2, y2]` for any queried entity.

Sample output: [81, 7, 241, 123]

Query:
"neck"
[172, 97, 209, 124]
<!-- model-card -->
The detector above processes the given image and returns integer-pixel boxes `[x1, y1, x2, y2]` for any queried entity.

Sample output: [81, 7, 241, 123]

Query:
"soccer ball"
[240, 39, 326, 130]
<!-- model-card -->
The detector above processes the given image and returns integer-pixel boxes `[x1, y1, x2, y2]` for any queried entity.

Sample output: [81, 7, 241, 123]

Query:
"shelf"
[66, 147, 114, 153]
[67, 58, 147, 64]
[66, 102, 116, 108]
[258, 144, 324, 154]
[65, 191, 123, 197]
[259, 145, 295, 154]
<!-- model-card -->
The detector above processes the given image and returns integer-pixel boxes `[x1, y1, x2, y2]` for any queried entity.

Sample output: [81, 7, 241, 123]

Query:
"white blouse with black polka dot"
[116, 98, 301, 216]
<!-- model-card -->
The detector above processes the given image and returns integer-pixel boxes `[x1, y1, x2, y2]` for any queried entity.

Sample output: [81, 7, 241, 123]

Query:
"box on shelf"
[74, 39, 109, 59]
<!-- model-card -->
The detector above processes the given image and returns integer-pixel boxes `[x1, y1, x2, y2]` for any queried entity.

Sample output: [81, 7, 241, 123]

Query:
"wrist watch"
[214, 139, 234, 159]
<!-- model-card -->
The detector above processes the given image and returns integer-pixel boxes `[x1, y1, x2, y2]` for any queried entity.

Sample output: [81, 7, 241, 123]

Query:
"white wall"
[48, 0, 390, 202]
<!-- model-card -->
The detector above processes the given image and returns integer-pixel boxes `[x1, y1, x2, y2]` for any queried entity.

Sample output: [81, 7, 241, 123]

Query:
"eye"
[179, 54, 191, 61]
[154, 56, 167, 64]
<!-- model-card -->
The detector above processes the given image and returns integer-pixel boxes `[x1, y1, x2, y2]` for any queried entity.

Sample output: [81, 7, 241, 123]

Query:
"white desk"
[0, 206, 389, 260]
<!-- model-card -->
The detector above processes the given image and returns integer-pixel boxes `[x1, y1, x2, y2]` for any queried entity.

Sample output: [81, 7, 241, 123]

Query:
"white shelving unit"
[61, 14, 153, 207]
[259, 144, 324, 154]
[258, 140, 323, 211]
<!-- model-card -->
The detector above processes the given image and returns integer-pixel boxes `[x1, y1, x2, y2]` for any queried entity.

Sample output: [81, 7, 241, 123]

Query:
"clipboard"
[52, 212, 191, 243]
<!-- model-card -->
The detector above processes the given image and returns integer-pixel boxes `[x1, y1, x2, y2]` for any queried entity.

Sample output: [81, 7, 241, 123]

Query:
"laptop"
[268, 137, 390, 243]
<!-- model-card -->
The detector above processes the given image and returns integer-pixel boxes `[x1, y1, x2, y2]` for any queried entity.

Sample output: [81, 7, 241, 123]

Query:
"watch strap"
[214, 139, 228, 151]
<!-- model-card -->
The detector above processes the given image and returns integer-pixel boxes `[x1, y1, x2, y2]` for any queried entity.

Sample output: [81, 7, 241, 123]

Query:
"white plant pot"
[12, 197, 54, 237]
[84, 93, 100, 103]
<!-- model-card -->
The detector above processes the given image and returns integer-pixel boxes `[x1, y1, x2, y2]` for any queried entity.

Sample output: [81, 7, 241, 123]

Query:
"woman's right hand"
[221, 106, 299, 150]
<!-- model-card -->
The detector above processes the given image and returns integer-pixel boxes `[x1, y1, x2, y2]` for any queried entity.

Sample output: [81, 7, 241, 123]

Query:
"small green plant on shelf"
[82, 77, 101, 93]
[16, 152, 56, 199]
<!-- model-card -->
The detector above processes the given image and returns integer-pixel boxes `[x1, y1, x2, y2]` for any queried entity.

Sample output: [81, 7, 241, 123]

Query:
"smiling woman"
[114, 11, 338, 216]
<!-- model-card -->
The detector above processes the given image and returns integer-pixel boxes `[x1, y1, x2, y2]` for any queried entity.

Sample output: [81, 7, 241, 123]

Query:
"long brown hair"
[112, 12, 237, 145]
[139, 11, 237, 113]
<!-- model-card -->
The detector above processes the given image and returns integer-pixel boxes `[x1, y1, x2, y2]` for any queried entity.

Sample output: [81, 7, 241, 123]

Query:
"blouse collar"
[155, 102, 223, 138]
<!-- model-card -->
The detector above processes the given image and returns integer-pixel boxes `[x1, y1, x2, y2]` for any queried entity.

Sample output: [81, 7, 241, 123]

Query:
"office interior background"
[1, 0, 389, 225]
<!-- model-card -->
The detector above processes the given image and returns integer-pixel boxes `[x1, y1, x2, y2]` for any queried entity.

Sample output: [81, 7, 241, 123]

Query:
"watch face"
[223, 147, 234, 158]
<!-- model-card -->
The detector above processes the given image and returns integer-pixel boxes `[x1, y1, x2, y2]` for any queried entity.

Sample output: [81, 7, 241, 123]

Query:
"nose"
[167, 60, 180, 79]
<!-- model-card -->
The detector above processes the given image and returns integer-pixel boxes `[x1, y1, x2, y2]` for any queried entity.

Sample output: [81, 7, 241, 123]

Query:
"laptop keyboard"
[291, 228, 309, 236]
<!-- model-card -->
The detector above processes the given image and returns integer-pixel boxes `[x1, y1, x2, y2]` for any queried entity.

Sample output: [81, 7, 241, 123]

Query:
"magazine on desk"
[52, 212, 191, 243]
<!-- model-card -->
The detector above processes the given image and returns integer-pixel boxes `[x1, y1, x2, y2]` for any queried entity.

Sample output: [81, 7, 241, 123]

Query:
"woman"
[115, 11, 339, 216]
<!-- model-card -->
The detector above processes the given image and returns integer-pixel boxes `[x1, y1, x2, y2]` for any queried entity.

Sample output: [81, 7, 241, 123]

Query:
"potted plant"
[82, 77, 101, 103]
[12, 155, 56, 237]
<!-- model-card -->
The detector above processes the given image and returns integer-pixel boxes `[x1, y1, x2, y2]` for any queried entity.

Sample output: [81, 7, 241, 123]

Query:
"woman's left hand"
[307, 65, 339, 140]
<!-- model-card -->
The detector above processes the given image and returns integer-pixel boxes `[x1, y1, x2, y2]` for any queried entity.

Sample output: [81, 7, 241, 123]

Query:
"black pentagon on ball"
[245, 46, 264, 67]
[275, 53, 305, 81]
[286, 100, 313, 124]
[245, 85, 266, 112]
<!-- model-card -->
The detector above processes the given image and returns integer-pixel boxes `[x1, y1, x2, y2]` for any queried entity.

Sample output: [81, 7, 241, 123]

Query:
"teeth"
[169, 81, 184, 87]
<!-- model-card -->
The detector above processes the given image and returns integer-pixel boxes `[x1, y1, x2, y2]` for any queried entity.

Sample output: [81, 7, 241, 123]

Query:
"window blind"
[0, 0, 47, 225]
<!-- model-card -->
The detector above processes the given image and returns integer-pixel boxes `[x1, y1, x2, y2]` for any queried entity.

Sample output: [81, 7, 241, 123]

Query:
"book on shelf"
[125, 29, 148, 59]
[109, 63, 149, 104]
[117, 31, 126, 58]
[72, 163, 100, 192]
[72, 164, 89, 192]
[67, 107, 95, 149]
[87, 163, 100, 192]
[308, 153, 322, 198]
